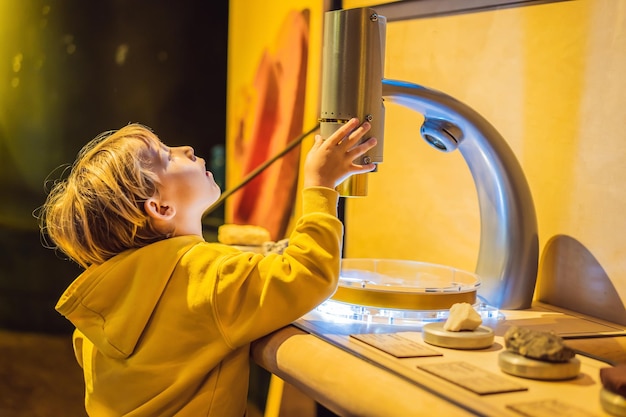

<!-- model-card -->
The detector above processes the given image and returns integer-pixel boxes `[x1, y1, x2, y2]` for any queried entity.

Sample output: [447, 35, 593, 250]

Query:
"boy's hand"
[304, 118, 378, 189]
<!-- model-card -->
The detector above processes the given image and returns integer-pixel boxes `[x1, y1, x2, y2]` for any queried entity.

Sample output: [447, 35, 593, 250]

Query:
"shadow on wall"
[536, 234, 626, 326]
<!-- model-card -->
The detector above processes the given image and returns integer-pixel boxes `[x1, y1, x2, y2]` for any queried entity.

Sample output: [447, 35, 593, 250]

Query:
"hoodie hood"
[55, 235, 202, 359]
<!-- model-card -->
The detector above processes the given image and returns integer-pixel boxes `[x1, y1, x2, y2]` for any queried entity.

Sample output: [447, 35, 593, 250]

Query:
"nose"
[183, 146, 196, 161]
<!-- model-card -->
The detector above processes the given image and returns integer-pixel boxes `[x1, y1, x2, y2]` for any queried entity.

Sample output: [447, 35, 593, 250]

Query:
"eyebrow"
[159, 145, 170, 167]
[142, 141, 169, 169]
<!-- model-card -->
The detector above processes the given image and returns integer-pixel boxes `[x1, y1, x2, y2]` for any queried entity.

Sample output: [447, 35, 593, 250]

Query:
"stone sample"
[601, 365, 626, 397]
[443, 302, 482, 331]
[503, 326, 576, 363]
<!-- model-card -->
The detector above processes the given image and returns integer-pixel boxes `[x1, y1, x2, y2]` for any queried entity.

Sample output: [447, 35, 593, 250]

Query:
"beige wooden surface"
[252, 307, 626, 417]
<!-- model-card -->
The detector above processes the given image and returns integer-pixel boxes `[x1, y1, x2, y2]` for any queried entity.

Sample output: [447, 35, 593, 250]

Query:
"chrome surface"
[320, 8, 386, 196]
[320, 7, 538, 309]
[382, 79, 539, 310]
[498, 350, 581, 381]
[600, 388, 626, 417]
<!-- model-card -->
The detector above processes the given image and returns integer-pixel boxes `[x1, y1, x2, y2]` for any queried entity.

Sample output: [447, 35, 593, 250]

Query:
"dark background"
[0, 0, 228, 333]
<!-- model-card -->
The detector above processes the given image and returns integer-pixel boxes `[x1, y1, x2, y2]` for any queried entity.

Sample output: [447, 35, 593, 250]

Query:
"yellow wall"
[341, 0, 626, 316]
[227, 0, 626, 319]
[227, 0, 324, 135]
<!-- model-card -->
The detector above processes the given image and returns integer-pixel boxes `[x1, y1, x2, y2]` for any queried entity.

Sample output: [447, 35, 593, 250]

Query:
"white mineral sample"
[443, 302, 482, 331]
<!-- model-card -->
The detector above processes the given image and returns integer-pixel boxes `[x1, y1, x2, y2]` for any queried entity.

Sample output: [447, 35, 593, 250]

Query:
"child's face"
[151, 141, 221, 218]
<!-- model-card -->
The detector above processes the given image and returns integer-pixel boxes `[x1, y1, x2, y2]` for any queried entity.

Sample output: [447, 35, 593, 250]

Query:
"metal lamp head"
[319, 8, 386, 196]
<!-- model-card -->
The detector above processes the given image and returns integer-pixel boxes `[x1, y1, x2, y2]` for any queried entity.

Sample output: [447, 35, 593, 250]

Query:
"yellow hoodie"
[55, 187, 342, 417]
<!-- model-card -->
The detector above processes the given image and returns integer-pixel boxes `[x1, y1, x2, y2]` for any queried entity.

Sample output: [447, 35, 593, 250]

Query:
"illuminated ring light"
[331, 286, 477, 310]
[330, 259, 480, 311]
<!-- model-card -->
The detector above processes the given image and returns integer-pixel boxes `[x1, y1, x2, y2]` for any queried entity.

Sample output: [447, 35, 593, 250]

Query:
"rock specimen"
[503, 326, 576, 363]
[600, 364, 626, 397]
[443, 303, 482, 331]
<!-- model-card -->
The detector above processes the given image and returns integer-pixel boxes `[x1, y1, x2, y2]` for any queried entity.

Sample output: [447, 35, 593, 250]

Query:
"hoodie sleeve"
[186, 187, 343, 348]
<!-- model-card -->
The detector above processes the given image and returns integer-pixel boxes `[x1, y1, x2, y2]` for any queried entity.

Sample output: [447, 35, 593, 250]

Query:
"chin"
[204, 195, 221, 211]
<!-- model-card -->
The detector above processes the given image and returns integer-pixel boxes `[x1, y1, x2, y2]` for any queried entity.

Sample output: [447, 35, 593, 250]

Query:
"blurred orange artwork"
[230, 10, 310, 241]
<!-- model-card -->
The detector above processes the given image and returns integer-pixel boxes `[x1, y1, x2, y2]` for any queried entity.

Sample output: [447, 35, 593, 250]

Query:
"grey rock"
[503, 326, 576, 363]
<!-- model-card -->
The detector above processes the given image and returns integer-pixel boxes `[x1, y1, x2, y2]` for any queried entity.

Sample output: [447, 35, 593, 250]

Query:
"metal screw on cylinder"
[365, 114, 373, 122]
[370, 13, 378, 22]
[363, 156, 372, 164]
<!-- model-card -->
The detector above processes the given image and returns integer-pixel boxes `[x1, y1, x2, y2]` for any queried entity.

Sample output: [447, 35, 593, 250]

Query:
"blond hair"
[40, 124, 169, 269]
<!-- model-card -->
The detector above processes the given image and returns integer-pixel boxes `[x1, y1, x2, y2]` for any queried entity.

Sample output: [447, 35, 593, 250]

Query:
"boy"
[40, 119, 376, 416]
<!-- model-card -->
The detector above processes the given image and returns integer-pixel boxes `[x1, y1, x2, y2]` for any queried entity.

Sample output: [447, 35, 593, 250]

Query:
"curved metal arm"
[382, 79, 539, 309]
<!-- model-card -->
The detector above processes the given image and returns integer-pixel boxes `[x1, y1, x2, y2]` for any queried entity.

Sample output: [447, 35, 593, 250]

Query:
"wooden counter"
[251, 325, 479, 417]
[251, 305, 626, 417]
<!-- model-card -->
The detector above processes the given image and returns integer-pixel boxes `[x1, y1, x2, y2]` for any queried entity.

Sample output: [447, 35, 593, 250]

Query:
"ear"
[144, 197, 176, 221]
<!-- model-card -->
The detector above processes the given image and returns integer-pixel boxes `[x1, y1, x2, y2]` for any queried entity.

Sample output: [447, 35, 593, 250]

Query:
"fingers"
[327, 118, 361, 146]
[325, 118, 378, 172]
[349, 137, 378, 171]
[343, 121, 372, 148]
[350, 136, 377, 156]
